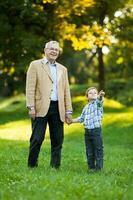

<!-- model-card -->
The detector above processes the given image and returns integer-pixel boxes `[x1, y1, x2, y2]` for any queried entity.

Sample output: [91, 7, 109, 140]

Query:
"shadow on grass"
[1, 94, 132, 125]
[0, 99, 28, 125]
[66, 122, 133, 145]
[0, 110, 28, 125]
[72, 100, 131, 115]
[1, 104, 130, 125]
[0, 94, 28, 123]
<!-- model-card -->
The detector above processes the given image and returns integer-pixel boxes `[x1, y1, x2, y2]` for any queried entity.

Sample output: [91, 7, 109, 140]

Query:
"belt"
[50, 100, 58, 104]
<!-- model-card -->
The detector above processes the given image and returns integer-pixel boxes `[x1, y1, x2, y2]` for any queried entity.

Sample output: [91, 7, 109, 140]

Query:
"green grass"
[0, 94, 133, 200]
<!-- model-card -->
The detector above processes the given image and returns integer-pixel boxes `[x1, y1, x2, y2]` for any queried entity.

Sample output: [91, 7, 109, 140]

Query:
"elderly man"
[26, 41, 72, 169]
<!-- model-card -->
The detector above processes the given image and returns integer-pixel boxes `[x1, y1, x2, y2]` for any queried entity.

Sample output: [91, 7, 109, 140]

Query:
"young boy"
[70, 87, 105, 171]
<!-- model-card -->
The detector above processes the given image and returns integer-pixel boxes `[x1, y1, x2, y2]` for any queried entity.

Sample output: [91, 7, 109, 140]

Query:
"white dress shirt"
[43, 57, 58, 101]
[43, 57, 72, 115]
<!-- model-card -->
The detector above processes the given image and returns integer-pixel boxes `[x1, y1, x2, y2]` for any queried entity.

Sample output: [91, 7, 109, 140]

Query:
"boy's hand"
[99, 90, 105, 97]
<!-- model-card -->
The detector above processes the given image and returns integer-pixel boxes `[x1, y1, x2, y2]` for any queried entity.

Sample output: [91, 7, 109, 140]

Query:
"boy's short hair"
[85, 87, 98, 97]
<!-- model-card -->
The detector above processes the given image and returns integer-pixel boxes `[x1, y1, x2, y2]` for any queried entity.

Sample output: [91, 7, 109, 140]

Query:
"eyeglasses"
[47, 48, 59, 52]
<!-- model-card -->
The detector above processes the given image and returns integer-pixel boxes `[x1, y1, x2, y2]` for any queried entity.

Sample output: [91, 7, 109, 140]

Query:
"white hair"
[45, 41, 60, 49]
[44, 40, 62, 53]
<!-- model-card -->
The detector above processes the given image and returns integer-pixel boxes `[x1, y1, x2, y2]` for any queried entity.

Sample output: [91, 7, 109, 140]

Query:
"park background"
[0, 0, 133, 200]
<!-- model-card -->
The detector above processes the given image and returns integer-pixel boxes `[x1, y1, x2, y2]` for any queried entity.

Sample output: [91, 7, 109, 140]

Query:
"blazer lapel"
[41, 60, 53, 81]
[56, 63, 62, 83]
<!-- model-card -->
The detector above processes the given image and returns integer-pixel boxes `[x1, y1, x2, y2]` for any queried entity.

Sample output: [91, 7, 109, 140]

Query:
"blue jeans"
[84, 127, 103, 170]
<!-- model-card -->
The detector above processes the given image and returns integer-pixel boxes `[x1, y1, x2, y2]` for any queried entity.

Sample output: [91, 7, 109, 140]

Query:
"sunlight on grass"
[1, 110, 132, 141]
[0, 120, 30, 141]
[103, 111, 133, 127]
[0, 94, 132, 141]
[72, 96, 125, 109]
[72, 96, 86, 103]
[0, 118, 81, 141]
[65, 123, 83, 135]
[0, 119, 50, 141]
[104, 98, 124, 109]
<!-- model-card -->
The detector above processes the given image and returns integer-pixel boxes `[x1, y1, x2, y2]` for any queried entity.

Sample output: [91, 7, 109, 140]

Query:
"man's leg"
[28, 117, 47, 167]
[93, 128, 103, 170]
[48, 102, 64, 169]
[85, 129, 95, 170]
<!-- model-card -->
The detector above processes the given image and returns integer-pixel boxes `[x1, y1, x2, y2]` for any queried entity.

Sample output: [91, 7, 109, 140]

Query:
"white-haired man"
[26, 41, 72, 168]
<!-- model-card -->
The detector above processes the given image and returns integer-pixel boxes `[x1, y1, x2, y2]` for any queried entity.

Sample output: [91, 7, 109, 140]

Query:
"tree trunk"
[97, 47, 105, 90]
[1, 77, 12, 96]
[97, 7, 107, 91]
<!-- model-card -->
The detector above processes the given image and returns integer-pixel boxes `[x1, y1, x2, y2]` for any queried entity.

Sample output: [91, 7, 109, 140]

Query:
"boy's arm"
[70, 106, 86, 124]
[97, 90, 105, 109]
[71, 118, 80, 123]
[98, 90, 105, 101]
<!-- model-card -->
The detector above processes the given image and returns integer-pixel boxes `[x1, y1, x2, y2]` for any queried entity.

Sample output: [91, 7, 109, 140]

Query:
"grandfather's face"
[45, 43, 60, 62]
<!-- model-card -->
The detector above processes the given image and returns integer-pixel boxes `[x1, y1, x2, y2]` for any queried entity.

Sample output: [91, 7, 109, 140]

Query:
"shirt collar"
[43, 57, 56, 66]
[88, 99, 96, 105]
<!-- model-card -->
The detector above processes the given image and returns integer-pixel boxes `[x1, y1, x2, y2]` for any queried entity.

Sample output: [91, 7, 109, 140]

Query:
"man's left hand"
[65, 114, 72, 125]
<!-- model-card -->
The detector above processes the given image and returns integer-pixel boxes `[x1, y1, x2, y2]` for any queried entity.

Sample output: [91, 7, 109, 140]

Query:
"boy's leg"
[28, 117, 47, 167]
[85, 129, 95, 169]
[93, 128, 103, 170]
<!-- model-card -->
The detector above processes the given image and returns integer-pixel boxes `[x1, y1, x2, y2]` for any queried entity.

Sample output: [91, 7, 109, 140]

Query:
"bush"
[105, 79, 133, 106]
[70, 83, 98, 97]
[105, 79, 126, 98]
[70, 79, 133, 106]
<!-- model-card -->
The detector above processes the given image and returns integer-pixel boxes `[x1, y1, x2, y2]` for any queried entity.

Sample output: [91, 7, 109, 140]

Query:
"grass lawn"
[0, 94, 133, 200]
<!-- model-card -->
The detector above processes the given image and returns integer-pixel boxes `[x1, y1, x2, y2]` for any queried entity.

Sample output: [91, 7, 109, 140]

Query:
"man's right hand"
[28, 108, 36, 120]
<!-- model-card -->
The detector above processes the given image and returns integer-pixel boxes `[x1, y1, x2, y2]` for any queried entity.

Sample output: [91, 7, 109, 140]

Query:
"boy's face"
[87, 89, 98, 100]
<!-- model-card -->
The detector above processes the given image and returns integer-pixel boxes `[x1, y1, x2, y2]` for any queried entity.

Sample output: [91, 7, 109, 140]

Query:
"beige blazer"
[26, 58, 72, 122]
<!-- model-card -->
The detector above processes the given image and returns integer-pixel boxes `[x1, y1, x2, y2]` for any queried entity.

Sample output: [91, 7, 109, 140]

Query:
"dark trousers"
[28, 101, 64, 168]
[84, 127, 103, 170]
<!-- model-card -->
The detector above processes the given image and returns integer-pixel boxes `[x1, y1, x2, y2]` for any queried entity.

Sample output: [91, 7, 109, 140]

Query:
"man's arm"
[64, 68, 73, 124]
[26, 62, 37, 119]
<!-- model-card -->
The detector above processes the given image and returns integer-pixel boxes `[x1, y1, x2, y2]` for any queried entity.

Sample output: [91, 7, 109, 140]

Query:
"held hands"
[65, 114, 78, 125]
[65, 114, 72, 125]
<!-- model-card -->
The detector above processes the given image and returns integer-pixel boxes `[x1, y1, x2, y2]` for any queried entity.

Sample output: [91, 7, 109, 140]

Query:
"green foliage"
[106, 79, 127, 97]
[105, 4, 133, 82]
[105, 79, 133, 106]
[59, 44, 97, 84]
[70, 84, 89, 96]
[0, 0, 132, 95]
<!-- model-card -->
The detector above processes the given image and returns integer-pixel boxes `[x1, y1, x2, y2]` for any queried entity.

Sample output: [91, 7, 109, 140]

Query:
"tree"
[58, 0, 129, 89]
[0, 0, 132, 95]
[106, 4, 133, 80]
